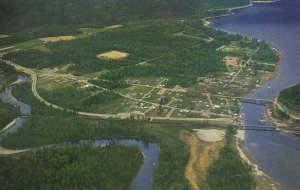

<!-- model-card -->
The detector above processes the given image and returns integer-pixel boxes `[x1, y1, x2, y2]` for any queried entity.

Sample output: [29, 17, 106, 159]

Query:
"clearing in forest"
[97, 50, 129, 60]
[224, 56, 239, 66]
[39, 36, 76, 43]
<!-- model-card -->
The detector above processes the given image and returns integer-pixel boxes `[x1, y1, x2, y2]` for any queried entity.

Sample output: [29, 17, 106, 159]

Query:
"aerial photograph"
[0, 0, 299, 189]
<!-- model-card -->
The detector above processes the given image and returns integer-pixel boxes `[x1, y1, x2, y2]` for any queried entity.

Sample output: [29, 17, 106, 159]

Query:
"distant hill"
[0, 0, 249, 33]
[278, 83, 300, 112]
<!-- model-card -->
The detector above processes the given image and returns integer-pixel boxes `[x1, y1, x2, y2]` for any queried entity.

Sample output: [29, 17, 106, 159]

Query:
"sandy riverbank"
[235, 130, 281, 190]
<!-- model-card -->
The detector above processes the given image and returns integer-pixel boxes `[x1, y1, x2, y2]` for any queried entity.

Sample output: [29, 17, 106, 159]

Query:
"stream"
[0, 76, 159, 190]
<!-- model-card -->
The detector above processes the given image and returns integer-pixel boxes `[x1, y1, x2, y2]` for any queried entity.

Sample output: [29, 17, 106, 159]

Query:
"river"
[0, 76, 159, 190]
[211, 0, 300, 189]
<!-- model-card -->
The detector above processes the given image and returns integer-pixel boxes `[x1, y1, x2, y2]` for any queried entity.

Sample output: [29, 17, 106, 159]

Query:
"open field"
[97, 50, 129, 60]
[39, 36, 76, 43]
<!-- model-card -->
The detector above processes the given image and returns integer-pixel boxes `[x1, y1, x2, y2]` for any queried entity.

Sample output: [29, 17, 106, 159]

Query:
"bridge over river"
[212, 95, 274, 106]
[239, 125, 278, 131]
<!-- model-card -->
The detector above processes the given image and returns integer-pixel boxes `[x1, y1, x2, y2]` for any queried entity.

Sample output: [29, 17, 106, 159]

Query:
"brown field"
[224, 56, 239, 66]
[181, 130, 225, 190]
[39, 36, 76, 43]
[105, 25, 123, 29]
[97, 50, 129, 60]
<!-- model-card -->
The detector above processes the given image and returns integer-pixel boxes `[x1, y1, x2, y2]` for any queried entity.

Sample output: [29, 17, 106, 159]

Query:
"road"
[1, 57, 234, 123]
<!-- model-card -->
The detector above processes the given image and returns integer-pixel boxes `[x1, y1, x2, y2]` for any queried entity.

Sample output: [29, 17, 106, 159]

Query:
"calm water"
[212, 0, 300, 189]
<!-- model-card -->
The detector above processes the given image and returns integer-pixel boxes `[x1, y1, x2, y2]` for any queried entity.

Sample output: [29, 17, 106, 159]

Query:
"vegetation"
[207, 127, 254, 190]
[0, 101, 19, 130]
[89, 79, 129, 90]
[278, 83, 300, 112]
[37, 81, 122, 112]
[0, 0, 280, 189]
[0, 60, 18, 90]
[2, 83, 190, 189]
[0, 0, 250, 46]
[0, 146, 142, 190]
[0, 62, 20, 130]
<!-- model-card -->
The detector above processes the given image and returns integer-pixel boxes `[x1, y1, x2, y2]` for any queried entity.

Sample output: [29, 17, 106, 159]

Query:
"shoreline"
[208, 0, 284, 189]
[235, 131, 281, 190]
[203, 0, 281, 27]
[266, 101, 300, 135]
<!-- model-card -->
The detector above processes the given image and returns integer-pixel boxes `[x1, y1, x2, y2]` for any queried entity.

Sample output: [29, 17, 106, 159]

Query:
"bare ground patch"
[97, 50, 129, 60]
[0, 34, 9, 39]
[39, 36, 76, 43]
[224, 56, 239, 66]
[105, 25, 123, 29]
[194, 129, 225, 142]
[181, 130, 225, 190]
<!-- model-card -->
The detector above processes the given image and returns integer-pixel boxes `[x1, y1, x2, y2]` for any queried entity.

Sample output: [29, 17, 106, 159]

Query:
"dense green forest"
[278, 83, 300, 112]
[0, 60, 18, 90]
[3, 21, 240, 88]
[0, 0, 249, 38]
[207, 127, 254, 190]
[0, 146, 142, 190]
[0, 101, 19, 130]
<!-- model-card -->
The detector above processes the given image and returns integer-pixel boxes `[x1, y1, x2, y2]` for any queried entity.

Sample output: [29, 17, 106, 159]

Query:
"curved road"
[1, 57, 235, 124]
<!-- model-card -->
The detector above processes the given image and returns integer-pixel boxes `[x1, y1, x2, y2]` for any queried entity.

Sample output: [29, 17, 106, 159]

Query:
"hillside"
[278, 83, 300, 113]
[0, 0, 249, 46]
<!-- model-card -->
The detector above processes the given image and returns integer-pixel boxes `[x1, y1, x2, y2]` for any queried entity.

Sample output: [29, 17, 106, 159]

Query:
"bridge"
[211, 95, 273, 106]
[239, 125, 277, 131]
[240, 98, 273, 106]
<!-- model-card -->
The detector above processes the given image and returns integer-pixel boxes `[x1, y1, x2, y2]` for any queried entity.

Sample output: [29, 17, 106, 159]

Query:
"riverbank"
[235, 131, 280, 190]
[0, 145, 143, 190]
[266, 99, 300, 135]
[211, 0, 300, 188]
[209, 1, 285, 189]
